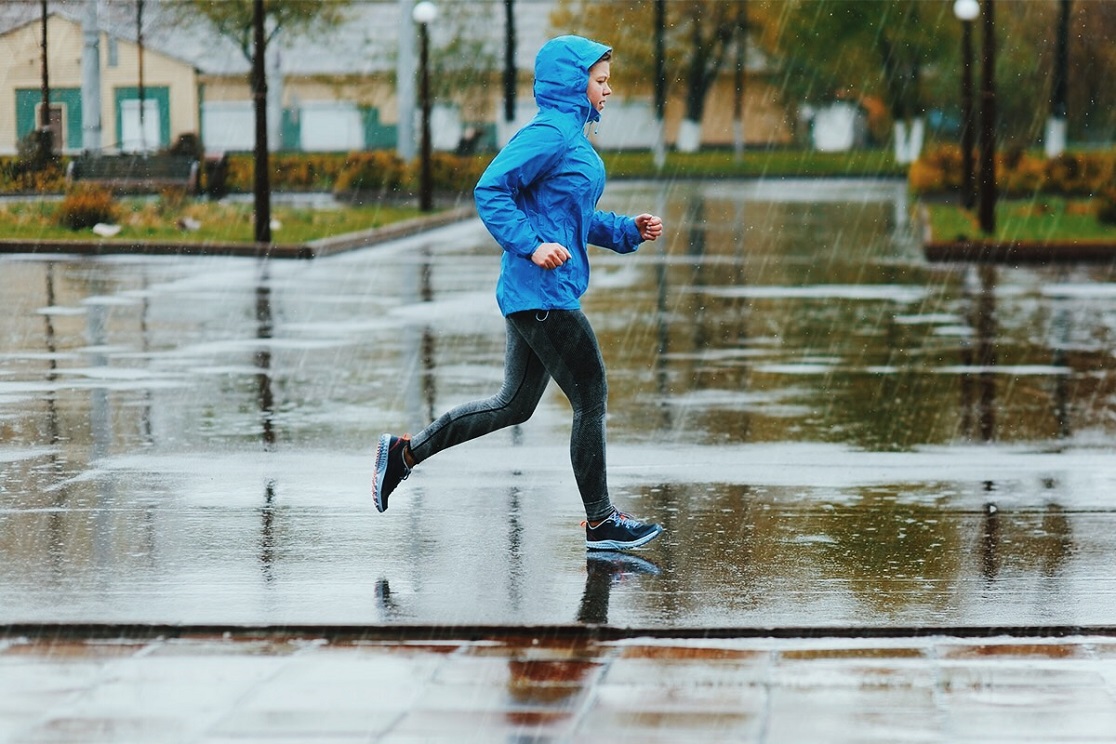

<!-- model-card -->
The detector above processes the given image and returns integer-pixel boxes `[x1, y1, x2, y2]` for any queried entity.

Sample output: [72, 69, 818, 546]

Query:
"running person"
[373, 35, 664, 551]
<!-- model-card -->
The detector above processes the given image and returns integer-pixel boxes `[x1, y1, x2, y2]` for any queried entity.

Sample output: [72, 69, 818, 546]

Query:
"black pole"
[960, 18, 975, 210]
[252, 0, 271, 244]
[503, 0, 516, 125]
[419, 21, 432, 212]
[978, 0, 996, 235]
[653, 0, 666, 168]
[732, 0, 746, 160]
[137, 0, 146, 151]
[654, 0, 666, 122]
[1051, 0, 1069, 120]
[39, 0, 50, 131]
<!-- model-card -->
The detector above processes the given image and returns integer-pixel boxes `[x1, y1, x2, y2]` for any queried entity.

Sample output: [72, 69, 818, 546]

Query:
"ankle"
[402, 445, 416, 469]
[587, 511, 615, 529]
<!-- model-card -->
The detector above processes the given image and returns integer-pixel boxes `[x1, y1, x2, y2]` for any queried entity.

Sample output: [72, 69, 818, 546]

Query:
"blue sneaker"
[584, 511, 663, 551]
[372, 433, 411, 513]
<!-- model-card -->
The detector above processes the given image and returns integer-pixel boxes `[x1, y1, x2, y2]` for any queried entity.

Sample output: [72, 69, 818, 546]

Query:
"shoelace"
[582, 510, 635, 529]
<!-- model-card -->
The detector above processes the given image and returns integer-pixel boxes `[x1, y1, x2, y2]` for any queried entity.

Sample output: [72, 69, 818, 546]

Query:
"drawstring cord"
[535, 310, 549, 322]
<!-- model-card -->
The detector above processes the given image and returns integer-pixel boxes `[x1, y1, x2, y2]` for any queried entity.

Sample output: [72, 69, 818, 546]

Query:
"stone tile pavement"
[3, 630, 1116, 743]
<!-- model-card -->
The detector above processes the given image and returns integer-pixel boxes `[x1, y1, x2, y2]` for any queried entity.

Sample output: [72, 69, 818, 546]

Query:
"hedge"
[910, 145, 1116, 199]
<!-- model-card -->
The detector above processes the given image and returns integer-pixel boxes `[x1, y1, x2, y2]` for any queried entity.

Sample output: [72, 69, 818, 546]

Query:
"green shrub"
[1001, 152, 1045, 196]
[1097, 184, 1116, 226]
[0, 152, 66, 194]
[222, 153, 349, 193]
[1045, 153, 1088, 196]
[16, 129, 57, 173]
[908, 145, 961, 194]
[426, 153, 492, 195]
[224, 154, 253, 193]
[56, 185, 118, 230]
[271, 152, 348, 191]
[333, 151, 407, 196]
[911, 146, 1116, 200]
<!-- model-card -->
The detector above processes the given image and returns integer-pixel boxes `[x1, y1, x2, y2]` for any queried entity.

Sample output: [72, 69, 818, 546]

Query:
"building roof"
[0, 4, 203, 70]
[0, 0, 559, 78]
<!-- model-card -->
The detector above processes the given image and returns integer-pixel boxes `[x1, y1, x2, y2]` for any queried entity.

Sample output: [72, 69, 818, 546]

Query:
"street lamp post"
[413, 1, 437, 213]
[503, 0, 516, 127]
[978, 0, 997, 236]
[652, 0, 666, 170]
[39, 0, 51, 158]
[252, 0, 270, 245]
[954, 0, 979, 211]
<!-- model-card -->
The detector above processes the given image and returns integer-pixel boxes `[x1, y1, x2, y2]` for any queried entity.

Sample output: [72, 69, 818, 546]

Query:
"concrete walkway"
[3, 629, 1116, 743]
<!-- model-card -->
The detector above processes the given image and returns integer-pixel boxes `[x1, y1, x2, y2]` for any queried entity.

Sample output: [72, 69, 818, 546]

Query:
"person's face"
[587, 59, 611, 112]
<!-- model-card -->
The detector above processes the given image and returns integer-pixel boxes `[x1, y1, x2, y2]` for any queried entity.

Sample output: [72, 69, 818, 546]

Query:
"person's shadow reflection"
[375, 551, 663, 626]
[576, 551, 661, 625]
[502, 552, 662, 738]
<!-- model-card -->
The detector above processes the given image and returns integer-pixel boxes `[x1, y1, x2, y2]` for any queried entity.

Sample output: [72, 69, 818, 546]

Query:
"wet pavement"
[4, 632, 1116, 742]
[4, 178, 1116, 739]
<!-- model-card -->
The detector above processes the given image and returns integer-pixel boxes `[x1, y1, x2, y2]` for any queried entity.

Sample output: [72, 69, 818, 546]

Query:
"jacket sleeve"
[474, 123, 565, 258]
[588, 210, 643, 254]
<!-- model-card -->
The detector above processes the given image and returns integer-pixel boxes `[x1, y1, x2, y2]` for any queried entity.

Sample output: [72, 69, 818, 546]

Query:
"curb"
[307, 204, 475, 257]
[924, 239, 1116, 264]
[918, 204, 1116, 264]
[0, 205, 476, 260]
[6, 623, 1116, 643]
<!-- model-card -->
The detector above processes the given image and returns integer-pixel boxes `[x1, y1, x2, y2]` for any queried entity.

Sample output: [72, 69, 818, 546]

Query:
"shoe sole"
[585, 524, 663, 551]
[372, 433, 391, 513]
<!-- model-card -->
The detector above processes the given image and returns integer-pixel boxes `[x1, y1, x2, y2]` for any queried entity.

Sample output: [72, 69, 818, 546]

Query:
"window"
[34, 103, 65, 149]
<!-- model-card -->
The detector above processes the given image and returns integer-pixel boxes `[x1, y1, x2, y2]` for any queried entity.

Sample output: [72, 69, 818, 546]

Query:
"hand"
[635, 213, 663, 242]
[532, 242, 571, 270]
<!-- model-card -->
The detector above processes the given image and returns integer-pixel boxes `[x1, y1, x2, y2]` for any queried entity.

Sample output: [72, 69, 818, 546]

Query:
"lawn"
[603, 148, 905, 179]
[923, 197, 1116, 243]
[0, 198, 425, 245]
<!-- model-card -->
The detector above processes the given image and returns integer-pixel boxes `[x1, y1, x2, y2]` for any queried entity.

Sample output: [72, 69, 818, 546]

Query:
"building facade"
[1, 4, 792, 158]
[0, 13, 198, 155]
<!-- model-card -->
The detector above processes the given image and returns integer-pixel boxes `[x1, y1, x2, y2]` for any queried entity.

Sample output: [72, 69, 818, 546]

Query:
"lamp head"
[953, 0, 980, 22]
[413, 1, 437, 25]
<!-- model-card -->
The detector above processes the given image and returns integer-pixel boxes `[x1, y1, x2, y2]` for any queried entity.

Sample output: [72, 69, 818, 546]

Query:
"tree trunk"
[893, 117, 924, 164]
[679, 3, 706, 153]
[677, 119, 702, 153]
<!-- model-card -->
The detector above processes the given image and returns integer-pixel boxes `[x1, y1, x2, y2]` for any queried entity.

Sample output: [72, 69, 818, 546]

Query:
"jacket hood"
[533, 35, 611, 124]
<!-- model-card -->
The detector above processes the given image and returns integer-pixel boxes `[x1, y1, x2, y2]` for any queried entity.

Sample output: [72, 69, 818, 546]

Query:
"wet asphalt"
[4, 179, 1116, 740]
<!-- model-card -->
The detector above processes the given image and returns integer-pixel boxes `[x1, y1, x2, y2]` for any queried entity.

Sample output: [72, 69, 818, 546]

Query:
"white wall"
[201, 101, 254, 152]
[495, 100, 656, 150]
[592, 102, 657, 150]
[811, 102, 866, 152]
[300, 103, 364, 152]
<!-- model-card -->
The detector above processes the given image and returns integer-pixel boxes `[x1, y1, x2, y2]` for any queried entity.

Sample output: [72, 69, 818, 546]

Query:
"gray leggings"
[408, 309, 613, 521]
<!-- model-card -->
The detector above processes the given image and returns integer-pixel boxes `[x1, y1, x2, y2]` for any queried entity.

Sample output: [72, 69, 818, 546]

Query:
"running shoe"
[584, 510, 663, 551]
[372, 433, 411, 513]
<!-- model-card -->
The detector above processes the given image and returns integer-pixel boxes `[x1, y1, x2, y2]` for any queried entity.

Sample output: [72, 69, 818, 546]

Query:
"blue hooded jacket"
[474, 35, 644, 317]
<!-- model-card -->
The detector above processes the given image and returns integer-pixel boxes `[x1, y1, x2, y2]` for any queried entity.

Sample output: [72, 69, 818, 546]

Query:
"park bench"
[66, 154, 200, 194]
